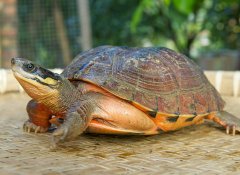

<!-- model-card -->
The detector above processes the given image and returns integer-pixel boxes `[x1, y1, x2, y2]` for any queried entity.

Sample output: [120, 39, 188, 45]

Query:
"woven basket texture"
[0, 93, 240, 175]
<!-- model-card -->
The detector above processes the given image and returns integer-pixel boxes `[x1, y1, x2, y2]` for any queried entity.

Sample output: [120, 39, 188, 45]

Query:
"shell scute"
[62, 46, 225, 115]
[157, 95, 179, 114]
[194, 92, 208, 114]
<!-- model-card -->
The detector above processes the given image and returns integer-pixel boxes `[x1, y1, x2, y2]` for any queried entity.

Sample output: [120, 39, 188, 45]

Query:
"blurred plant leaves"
[172, 0, 195, 15]
[131, 0, 154, 33]
[129, 0, 239, 57]
[17, 0, 240, 67]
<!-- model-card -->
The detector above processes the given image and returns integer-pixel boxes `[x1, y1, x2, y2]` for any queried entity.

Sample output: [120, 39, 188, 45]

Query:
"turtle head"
[11, 58, 81, 113]
[11, 58, 63, 101]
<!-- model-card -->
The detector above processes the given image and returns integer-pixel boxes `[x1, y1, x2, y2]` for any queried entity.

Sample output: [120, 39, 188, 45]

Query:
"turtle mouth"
[12, 64, 50, 86]
[11, 58, 38, 79]
[13, 71, 56, 88]
[12, 68, 36, 80]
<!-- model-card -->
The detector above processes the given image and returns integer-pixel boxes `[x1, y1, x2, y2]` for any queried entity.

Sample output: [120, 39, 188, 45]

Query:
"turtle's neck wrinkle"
[37, 78, 82, 114]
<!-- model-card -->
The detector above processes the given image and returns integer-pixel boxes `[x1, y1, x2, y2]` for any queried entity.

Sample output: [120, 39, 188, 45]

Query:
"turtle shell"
[62, 46, 225, 116]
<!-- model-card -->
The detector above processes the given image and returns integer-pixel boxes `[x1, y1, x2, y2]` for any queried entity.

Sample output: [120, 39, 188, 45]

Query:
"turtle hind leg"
[206, 111, 240, 135]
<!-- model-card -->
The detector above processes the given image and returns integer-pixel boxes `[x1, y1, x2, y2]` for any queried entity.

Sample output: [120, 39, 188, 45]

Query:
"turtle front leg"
[50, 97, 94, 148]
[25, 99, 52, 133]
[206, 111, 240, 135]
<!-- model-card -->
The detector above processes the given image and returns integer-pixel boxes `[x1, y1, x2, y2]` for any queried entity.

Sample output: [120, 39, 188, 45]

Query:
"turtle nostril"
[11, 58, 15, 65]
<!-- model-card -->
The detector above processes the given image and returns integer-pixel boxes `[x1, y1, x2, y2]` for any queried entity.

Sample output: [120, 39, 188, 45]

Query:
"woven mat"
[0, 93, 240, 175]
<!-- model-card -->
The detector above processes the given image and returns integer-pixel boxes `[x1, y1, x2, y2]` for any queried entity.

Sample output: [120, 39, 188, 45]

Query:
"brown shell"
[62, 46, 225, 115]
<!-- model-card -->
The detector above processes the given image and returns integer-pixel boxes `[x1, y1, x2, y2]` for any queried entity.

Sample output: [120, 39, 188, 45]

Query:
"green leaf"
[131, 5, 144, 33]
[163, 0, 171, 6]
[130, 0, 155, 33]
[173, 0, 196, 15]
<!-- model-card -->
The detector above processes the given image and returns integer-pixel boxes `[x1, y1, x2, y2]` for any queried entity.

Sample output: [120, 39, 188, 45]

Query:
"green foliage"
[130, 0, 154, 33]
[90, 0, 141, 47]
[17, 0, 239, 67]
[129, 0, 239, 58]
[172, 0, 196, 15]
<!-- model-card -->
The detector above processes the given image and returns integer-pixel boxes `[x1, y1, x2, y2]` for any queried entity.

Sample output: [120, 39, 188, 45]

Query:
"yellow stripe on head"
[44, 77, 58, 85]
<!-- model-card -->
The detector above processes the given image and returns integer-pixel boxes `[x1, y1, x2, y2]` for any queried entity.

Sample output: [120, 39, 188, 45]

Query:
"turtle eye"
[25, 63, 35, 72]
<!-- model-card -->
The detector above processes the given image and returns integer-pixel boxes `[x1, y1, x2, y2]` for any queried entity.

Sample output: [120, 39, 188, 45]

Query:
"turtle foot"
[225, 124, 240, 136]
[50, 126, 69, 149]
[207, 111, 240, 136]
[50, 111, 87, 149]
[23, 120, 48, 133]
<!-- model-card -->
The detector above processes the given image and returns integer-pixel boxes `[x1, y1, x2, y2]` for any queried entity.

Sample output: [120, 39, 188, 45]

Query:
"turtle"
[11, 46, 240, 148]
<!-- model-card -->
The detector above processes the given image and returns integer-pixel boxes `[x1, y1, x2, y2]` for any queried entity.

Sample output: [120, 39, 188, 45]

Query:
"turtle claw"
[50, 127, 67, 149]
[35, 126, 41, 133]
[226, 124, 238, 136]
[23, 120, 48, 133]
